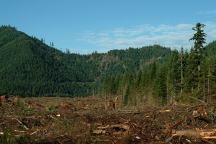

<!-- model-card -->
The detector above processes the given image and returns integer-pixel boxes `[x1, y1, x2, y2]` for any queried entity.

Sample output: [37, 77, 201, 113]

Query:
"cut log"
[92, 129, 106, 135]
[93, 124, 130, 135]
[172, 129, 216, 139]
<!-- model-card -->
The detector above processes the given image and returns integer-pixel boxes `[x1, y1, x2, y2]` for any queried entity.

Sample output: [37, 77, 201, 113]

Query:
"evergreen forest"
[0, 23, 216, 105]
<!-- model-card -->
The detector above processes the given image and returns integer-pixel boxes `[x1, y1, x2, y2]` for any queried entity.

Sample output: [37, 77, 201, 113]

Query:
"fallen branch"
[159, 109, 171, 113]
[188, 96, 207, 104]
[12, 118, 29, 130]
[14, 130, 27, 133]
[30, 129, 40, 135]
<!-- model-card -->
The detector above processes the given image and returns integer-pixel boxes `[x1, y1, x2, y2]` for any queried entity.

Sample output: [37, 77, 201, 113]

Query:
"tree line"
[99, 23, 216, 105]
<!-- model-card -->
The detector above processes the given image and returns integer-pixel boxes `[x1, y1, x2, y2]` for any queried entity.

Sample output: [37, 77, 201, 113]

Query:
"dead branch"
[30, 129, 40, 135]
[188, 96, 207, 104]
[159, 109, 171, 113]
[12, 118, 29, 130]
[14, 130, 27, 133]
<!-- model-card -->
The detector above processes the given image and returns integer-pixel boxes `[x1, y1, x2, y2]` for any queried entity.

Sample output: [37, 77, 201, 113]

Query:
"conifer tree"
[190, 23, 206, 71]
[156, 66, 168, 105]
[189, 23, 206, 95]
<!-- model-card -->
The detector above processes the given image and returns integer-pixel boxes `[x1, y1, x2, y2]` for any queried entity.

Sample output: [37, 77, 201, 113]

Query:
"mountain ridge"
[1, 26, 215, 98]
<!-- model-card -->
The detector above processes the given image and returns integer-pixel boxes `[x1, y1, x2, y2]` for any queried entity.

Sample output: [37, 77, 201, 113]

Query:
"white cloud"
[80, 22, 216, 52]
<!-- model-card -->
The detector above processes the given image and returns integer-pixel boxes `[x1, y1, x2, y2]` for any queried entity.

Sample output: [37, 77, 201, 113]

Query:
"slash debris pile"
[0, 96, 215, 144]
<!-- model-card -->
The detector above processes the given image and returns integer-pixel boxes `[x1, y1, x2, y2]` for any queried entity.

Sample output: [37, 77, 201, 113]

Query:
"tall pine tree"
[189, 23, 206, 97]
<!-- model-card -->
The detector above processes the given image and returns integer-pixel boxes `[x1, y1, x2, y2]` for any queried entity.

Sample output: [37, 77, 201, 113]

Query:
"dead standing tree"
[105, 96, 119, 110]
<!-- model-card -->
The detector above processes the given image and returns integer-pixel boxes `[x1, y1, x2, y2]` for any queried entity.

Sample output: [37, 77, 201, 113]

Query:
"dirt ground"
[0, 96, 215, 144]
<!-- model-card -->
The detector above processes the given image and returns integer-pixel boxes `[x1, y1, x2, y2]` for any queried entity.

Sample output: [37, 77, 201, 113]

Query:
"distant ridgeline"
[0, 26, 216, 104]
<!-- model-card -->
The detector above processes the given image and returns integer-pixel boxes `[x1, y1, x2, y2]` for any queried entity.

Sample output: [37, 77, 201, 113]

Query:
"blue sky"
[0, 0, 216, 54]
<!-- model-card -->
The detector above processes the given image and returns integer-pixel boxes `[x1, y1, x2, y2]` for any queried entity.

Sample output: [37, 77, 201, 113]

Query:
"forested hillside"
[0, 26, 171, 97]
[0, 26, 95, 96]
[0, 25, 216, 105]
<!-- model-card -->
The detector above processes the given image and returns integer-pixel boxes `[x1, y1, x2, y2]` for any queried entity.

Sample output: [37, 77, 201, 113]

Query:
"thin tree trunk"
[207, 67, 211, 103]
[203, 75, 206, 102]
[180, 48, 184, 97]
[166, 76, 169, 104]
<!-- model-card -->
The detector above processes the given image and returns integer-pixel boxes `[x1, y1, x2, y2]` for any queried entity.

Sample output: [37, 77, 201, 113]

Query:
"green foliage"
[186, 23, 207, 96]
[0, 129, 30, 144]
[97, 23, 216, 105]
[0, 130, 16, 144]
[0, 26, 96, 96]
[0, 24, 216, 105]
[0, 26, 172, 98]
[155, 65, 168, 105]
